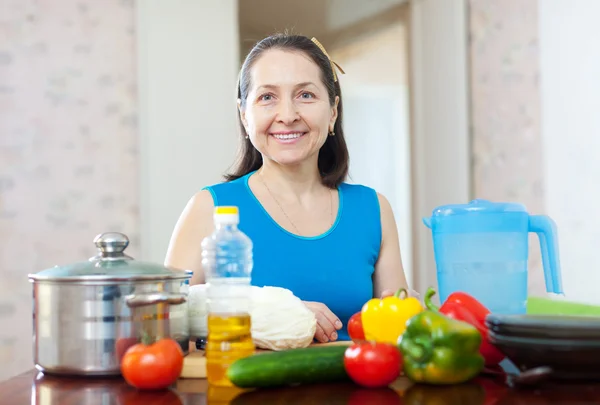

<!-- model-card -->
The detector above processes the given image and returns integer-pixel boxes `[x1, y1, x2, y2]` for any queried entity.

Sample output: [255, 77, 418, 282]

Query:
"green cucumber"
[226, 345, 350, 388]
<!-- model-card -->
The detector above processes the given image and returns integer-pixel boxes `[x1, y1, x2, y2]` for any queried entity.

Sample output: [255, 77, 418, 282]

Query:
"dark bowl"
[486, 314, 600, 340]
[489, 331, 600, 380]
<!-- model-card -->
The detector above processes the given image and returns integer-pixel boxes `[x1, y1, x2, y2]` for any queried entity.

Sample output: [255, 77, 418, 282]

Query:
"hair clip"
[311, 37, 345, 82]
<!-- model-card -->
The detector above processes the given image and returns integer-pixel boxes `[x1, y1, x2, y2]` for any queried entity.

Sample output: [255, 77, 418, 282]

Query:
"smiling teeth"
[273, 133, 303, 140]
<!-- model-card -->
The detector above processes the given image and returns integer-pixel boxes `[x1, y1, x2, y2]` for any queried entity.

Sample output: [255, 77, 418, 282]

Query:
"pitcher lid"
[432, 199, 527, 217]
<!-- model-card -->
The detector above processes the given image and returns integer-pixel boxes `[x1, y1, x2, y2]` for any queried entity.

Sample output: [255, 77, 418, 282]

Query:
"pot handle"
[125, 293, 187, 308]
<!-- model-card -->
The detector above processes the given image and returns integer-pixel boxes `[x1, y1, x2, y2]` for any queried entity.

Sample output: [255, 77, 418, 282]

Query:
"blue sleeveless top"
[203, 172, 382, 341]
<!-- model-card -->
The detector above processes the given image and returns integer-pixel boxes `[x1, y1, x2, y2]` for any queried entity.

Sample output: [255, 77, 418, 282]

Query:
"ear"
[237, 98, 249, 131]
[329, 96, 339, 132]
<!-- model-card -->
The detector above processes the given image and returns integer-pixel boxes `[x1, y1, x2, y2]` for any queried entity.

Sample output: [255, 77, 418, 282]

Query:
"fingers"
[314, 324, 329, 343]
[315, 312, 337, 342]
[380, 288, 420, 299]
[304, 301, 343, 342]
[320, 305, 343, 331]
[380, 289, 395, 298]
[314, 303, 341, 342]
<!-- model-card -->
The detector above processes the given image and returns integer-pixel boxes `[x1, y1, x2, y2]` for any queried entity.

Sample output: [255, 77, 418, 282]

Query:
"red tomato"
[344, 342, 402, 388]
[121, 338, 184, 390]
[347, 312, 365, 342]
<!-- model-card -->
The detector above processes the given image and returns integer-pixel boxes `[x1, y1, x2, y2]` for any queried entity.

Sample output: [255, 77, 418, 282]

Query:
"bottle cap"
[214, 206, 239, 225]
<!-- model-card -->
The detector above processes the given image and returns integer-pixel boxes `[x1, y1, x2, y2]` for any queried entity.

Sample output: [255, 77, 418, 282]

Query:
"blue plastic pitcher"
[423, 199, 563, 314]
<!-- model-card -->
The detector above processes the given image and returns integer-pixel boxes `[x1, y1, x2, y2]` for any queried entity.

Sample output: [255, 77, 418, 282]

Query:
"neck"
[258, 159, 325, 200]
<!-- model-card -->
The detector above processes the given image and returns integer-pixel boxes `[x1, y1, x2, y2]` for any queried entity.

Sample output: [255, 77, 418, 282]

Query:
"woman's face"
[239, 49, 339, 168]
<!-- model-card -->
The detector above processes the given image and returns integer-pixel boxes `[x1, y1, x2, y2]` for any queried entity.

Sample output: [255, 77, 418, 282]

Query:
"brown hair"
[224, 34, 349, 189]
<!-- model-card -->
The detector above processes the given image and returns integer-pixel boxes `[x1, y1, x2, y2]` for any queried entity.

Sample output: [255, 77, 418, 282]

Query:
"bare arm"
[164, 190, 215, 285]
[373, 192, 409, 298]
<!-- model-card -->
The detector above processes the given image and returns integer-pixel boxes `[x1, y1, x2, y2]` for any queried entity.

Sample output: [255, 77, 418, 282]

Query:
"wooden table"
[2, 368, 600, 405]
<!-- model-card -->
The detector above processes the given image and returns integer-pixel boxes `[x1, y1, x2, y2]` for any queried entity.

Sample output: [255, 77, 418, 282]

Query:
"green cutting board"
[527, 296, 600, 317]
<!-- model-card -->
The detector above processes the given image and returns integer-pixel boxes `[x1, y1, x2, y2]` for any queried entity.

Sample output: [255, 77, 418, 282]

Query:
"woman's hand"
[380, 289, 420, 299]
[380, 289, 395, 298]
[303, 301, 343, 343]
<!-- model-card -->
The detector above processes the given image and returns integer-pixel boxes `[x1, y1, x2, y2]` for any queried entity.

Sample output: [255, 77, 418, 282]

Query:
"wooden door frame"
[407, 0, 471, 293]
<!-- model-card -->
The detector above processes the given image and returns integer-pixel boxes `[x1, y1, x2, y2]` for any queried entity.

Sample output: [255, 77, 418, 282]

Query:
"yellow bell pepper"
[361, 288, 424, 344]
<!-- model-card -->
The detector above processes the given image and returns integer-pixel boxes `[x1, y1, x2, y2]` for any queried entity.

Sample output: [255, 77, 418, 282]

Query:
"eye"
[258, 93, 274, 102]
[299, 92, 315, 99]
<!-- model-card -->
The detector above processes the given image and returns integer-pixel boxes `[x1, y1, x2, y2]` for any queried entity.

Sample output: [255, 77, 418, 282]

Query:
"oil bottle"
[202, 206, 255, 387]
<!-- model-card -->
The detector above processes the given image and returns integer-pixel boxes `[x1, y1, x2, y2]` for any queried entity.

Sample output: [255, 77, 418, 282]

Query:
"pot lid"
[28, 232, 191, 282]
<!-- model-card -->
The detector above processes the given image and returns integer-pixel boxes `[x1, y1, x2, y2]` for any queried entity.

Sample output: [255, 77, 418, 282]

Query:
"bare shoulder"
[376, 192, 396, 223]
[185, 189, 215, 217]
[375, 191, 401, 244]
[173, 189, 216, 234]
[376, 192, 393, 211]
[174, 189, 216, 241]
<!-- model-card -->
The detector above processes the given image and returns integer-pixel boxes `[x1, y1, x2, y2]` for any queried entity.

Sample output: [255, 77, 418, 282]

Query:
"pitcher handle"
[529, 215, 563, 294]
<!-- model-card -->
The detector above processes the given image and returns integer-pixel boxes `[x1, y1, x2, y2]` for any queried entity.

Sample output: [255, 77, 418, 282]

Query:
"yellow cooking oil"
[205, 312, 255, 387]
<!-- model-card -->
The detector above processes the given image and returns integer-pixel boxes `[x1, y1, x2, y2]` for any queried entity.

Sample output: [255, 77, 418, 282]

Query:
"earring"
[329, 130, 335, 136]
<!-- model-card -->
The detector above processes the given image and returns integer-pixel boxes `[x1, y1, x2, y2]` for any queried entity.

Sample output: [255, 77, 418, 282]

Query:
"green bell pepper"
[397, 310, 485, 384]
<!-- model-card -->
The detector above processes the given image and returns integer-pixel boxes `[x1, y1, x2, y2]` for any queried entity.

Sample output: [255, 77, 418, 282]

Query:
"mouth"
[269, 132, 307, 143]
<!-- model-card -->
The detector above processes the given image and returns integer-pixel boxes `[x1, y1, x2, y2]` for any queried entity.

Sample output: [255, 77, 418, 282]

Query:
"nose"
[275, 98, 299, 124]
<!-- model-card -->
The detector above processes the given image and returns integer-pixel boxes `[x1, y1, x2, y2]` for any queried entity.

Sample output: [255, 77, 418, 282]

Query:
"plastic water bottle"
[201, 206, 255, 387]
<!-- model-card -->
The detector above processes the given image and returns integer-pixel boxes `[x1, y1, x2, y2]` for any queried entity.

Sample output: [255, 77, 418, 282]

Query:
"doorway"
[238, 0, 415, 286]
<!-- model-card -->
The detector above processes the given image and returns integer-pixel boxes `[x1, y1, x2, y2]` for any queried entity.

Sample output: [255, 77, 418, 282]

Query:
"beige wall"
[468, 0, 546, 294]
[469, 0, 600, 303]
[0, 0, 138, 381]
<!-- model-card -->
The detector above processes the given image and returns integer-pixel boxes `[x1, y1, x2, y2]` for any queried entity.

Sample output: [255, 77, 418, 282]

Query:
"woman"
[165, 34, 410, 343]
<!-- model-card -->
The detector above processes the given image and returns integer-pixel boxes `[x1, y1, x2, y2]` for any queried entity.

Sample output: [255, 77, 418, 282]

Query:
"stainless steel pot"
[28, 232, 191, 376]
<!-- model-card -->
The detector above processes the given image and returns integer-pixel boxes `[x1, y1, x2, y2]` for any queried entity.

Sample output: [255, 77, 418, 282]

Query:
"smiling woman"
[164, 33, 410, 343]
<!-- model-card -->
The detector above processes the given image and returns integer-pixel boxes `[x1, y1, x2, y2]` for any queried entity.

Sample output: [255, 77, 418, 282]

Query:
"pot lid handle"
[90, 232, 133, 261]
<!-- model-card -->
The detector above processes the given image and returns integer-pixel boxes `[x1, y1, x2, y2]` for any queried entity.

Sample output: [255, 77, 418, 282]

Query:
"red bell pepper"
[424, 288, 505, 366]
